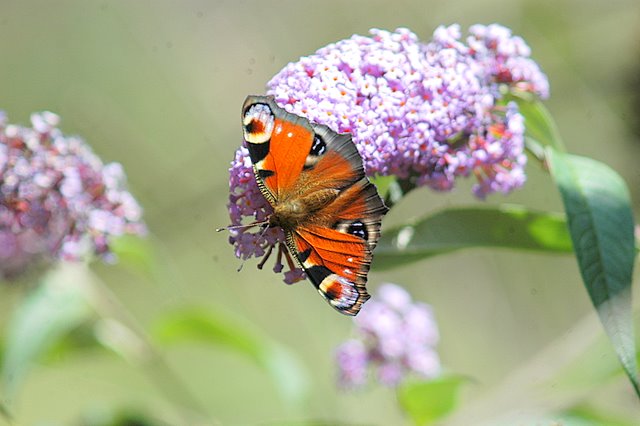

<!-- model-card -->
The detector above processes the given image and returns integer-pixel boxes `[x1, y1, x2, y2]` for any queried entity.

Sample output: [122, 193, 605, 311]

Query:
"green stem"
[524, 136, 547, 167]
[84, 274, 216, 425]
[507, 90, 567, 152]
[534, 101, 566, 152]
[0, 401, 13, 425]
[384, 176, 418, 209]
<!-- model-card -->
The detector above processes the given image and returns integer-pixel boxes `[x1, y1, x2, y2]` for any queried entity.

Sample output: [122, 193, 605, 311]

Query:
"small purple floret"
[335, 283, 441, 388]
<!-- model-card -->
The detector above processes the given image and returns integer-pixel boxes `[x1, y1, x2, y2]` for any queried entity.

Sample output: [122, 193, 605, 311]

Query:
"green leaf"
[397, 376, 467, 425]
[370, 175, 396, 199]
[153, 308, 310, 406]
[1, 262, 94, 399]
[510, 93, 565, 151]
[547, 149, 639, 396]
[374, 205, 572, 270]
[371, 175, 417, 209]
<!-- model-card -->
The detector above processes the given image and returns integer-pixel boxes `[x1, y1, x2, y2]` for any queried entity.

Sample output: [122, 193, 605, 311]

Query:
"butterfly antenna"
[216, 219, 269, 233]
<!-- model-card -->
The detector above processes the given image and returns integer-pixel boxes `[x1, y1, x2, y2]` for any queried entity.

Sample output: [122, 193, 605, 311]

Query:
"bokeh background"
[1, 0, 640, 424]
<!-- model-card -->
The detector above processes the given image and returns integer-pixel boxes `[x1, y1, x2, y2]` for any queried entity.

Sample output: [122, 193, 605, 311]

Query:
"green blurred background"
[1, 0, 639, 424]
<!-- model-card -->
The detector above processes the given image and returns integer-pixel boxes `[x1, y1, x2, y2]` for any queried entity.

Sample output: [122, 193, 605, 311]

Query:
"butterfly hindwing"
[290, 178, 387, 315]
[291, 227, 367, 314]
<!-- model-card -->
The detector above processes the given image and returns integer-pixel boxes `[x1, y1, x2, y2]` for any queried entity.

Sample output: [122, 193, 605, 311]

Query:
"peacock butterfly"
[240, 95, 388, 316]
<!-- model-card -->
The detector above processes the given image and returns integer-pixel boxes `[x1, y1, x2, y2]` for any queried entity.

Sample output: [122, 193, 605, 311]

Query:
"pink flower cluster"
[266, 24, 547, 196]
[0, 111, 146, 280]
[227, 24, 548, 282]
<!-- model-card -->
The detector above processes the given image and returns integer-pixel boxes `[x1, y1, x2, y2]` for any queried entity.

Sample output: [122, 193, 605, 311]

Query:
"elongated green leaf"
[1, 263, 94, 399]
[370, 175, 396, 199]
[398, 376, 467, 425]
[547, 149, 638, 396]
[374, 205, 572, 270]
[153, 308, 309, 406]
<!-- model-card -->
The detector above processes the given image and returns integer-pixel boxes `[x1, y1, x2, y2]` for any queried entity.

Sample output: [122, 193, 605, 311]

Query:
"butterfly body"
[241, 95, 388, 315]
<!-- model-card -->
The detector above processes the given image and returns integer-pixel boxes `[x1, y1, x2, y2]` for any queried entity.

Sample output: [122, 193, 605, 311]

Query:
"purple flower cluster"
[336, 283, 440, 388]
[267, 24, 547, 196]
[0, 111, 146, 280]
[465, 24, 549, 98]
[227, 24, 548, 281]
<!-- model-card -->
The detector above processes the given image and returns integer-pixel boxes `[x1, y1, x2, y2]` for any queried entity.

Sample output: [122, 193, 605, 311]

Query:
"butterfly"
[240, 95, 388, 316]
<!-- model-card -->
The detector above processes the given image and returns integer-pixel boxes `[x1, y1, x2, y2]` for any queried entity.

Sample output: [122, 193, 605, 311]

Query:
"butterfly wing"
[242, 95, 317, 203]
[288, 124, 388, 316]
[290, 178, 387, 315]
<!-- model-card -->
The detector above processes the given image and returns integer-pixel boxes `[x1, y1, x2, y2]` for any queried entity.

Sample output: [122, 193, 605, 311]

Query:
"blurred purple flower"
[0, 111, 146, 280]
[227, 24, 548, 282]
[465, 24, 549, 98]
[336, 283, 440, 388]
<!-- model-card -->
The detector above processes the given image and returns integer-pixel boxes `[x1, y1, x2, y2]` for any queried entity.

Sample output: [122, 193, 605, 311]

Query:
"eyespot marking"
[347, 221, 368, 241]
[304, 135, 328, 170]
[243, 103, 275, 144]
[333, 219, 369, 242]
[310, 135, 327, 156]
[318, 274, 359, 309]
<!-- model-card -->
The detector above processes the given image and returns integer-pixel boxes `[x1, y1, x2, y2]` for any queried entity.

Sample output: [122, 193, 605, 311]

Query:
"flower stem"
[83, 270, 216, 425]
[384, 176, 418, 209]
[524, 136, 547, 167]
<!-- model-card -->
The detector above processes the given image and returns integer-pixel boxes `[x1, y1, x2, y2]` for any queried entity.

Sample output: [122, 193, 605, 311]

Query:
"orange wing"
[289, 122, 387, 315]
[290, 177, 387, 315]
[242, 95, 315, 204]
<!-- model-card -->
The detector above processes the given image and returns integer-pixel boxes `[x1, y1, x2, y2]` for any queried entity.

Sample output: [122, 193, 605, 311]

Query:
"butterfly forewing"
[241, 95, 388, 315]
[242, 96, 316, 200]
